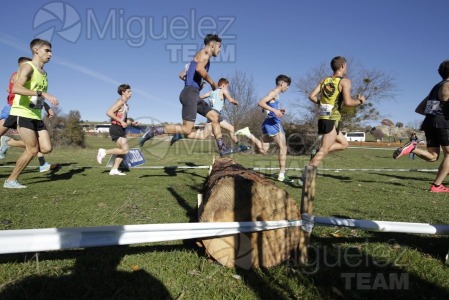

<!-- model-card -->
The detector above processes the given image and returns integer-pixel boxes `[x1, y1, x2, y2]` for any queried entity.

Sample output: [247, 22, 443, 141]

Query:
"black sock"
[38, 156, 46, 166]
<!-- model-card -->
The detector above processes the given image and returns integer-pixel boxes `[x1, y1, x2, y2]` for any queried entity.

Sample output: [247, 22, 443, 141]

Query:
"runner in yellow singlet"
[2, 38, 59, 188]
[308, 56, 366, 168]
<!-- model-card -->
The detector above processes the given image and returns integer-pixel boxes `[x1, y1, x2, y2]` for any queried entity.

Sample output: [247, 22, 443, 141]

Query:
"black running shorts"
[317, 119, 340, 135]
[179, 86, 212, 122]
[424, 127, 449, 147]
[3, 115, 46, 131]
[109, 124, 126, 141]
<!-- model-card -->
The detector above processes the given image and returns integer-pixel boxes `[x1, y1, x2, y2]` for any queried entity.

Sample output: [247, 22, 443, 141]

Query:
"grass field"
[1, 136, 449, 299]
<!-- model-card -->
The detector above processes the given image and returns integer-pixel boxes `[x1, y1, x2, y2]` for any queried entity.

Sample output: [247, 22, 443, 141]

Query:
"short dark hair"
[17, 57, 31, 64]
[276, 74, 291, 86]
[117, 84, 131, 95]
[204, 34, 221, 45]
[30, 38, 52, 50]
[331, 56, 347, 72]
[217, 78, 229, 86]
[438, 60, 449, 79]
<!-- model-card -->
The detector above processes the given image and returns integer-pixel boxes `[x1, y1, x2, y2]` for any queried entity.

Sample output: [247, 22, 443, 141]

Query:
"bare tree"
[221, 70, 262, 134]
[293, 59, 397, 130]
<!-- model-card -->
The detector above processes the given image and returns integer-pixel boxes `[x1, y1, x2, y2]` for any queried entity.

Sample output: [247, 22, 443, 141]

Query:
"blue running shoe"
[139, 128, 155, 147]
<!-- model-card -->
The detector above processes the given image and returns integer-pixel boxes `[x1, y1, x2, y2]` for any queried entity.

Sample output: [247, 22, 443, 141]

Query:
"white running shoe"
[109, 169, 126, 176]
[39, 162, 59, 172]
[97, 148, 106, 164]
[0, 136, 11, 158]
[234, 127, 251, 137]
[4, 180, 27, 189]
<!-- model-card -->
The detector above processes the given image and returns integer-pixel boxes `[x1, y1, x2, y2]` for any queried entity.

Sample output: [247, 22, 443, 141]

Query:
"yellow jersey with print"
[318, 76, 343, 121]
[10, 61, 48, 120]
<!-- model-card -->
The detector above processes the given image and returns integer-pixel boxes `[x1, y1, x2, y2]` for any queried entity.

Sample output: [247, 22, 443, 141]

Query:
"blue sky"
[0, 0, 447, 127]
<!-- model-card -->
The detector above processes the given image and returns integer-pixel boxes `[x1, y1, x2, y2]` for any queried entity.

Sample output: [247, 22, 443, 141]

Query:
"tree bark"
[200, 158, 300, 268]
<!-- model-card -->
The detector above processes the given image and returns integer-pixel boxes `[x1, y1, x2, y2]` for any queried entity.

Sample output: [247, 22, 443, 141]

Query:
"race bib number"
[29, 96, 45, 109]
[319, 104, 333, 116]
[424, 100, 441, 115]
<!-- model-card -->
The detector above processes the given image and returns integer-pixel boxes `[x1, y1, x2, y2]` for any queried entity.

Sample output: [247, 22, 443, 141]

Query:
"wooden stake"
[299, 165, 317, 265]
[197, 194, 203, 219]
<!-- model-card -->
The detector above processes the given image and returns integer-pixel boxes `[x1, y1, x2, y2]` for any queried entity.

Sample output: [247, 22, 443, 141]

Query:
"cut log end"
[200, 158, 301, 268]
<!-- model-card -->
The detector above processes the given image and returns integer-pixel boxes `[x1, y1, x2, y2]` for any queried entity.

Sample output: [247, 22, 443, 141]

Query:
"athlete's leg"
[185, 123, 212, 140]
[432, 145, 449, 186]
[37, 129, 52, 154]
[7, 126, 39, 181]
[310, 128, 338, 167]
[109, 137, 130, 170]
[0, 119, 8, 136]
[328, 131, 349, 153]
[205, 110, 222, 139]
[272, 132, 288, 174]
[259, 135, 271, 154]
[219, 120, 238, 144]
[164, 121, 195, 136]
[412, 146, 439, 162]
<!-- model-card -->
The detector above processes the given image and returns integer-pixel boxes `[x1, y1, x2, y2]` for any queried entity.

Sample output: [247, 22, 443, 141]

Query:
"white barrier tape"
[4, 215, 449, 255]
[129, 166, 211, 169]
[347, 146, 398, 150]
[248, 167, 437, 172]
[0, 165, 437, 173]
[0, 220, 303, 254]
[314, 216, 449, 235]
[320, 168, 437, 172]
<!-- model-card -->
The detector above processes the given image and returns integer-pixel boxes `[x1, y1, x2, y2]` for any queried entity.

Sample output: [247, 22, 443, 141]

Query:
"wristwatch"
[36, 90, 42, 97]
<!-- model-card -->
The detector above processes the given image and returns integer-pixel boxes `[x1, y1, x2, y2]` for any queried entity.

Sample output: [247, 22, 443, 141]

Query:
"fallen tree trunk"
[200, 158, 300, 268]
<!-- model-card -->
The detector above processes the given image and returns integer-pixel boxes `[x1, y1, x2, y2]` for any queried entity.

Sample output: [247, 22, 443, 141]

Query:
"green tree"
[45, 108, 86, 148]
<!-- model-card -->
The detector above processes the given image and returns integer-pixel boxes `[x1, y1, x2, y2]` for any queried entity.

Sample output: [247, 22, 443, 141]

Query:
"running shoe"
[97, 148, 106, 164]
[219, 146, 235, 157]
[4, 180, 27, 189]
[238, 145, 252, 152]
[109, 169, 126, 176]
[430, 184, 449, 193]
[39, 162, 59, 172]
[234, 127, 251, 137]
[393, 141, 417, 159]
[277, 174, 294, 183]
[0, 136, 11, 158]
[170, 133, 184, 146]
[139, 127, 155, 147]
